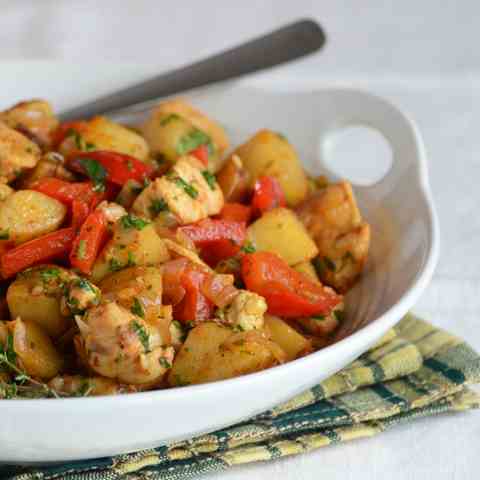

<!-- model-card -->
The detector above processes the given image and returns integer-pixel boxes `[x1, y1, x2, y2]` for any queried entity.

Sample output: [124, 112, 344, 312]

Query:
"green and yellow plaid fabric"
[3, 314, 479, 480]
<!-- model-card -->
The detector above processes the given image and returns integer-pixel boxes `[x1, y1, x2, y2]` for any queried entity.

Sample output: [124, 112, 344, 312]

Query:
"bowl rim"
[0, 85, 440, 409]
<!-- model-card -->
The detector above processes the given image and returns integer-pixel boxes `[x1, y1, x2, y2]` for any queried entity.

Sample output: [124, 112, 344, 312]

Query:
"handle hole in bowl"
[321, 126, 392, 186]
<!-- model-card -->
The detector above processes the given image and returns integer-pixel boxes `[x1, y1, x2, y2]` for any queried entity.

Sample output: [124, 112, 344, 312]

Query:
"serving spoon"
[60, 19, 326, 121]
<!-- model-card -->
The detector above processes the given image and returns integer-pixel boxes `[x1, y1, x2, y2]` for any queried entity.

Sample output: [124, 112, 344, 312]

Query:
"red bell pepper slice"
[179, 218, 247, 266]
[70, 210, 109, 275]
[50, 121, 87, 148]
[1, 228, 76, 278]
[241, 251, 342, 317]
[189, 145, 209, 167]
[217, 203, 252, 223]
[71, 200, 90, 231]
[68, 151, 154, 186]
[251, 176, 286, 216]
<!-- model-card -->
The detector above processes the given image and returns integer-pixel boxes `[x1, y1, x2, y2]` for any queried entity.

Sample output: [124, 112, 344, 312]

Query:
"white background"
[1, 1, 479, 478]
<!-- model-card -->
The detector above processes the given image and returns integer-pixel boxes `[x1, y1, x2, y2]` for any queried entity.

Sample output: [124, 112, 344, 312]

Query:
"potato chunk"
[141, 99, 229, 171]
[230, 129, 308, 206]
[247, 207, 318, 265]
[58, 116, 149, 161]
[91, 214, 170, 282]
[0, 99, 58, 148]
[0, 122, 41, 182]
[0, 190, 66, 244]
[10, 318, 63, 380]
[296, 181, 370, 292]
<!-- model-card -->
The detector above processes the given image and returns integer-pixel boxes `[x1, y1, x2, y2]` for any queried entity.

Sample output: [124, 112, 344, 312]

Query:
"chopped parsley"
[312, 315, 326, 321]
[109, 258, 123, 272]
[78, 157, 107, 192]
[176, 128, 212, 156]
[120, 214, 150, 230]
[127, 251, 136, 267]
[0, 333, 16, 364]
[76, 381, 93, 397]
[202, 170, 216, 190]
[40, 267, 60, 282]
[241, 241, 256, 254]
[159, 357, 172, 369]
[76, 239, 87, 260]
[0, 230, 9, 240]
[160, 113, 181, 126]
[170, 176, 198, 199]
[76, 278, 96, 293]
[131, 320, 150, 352]
[149, 198, 169, 216]
[131, 298, 145, 318]
[334, 310, 345, 323]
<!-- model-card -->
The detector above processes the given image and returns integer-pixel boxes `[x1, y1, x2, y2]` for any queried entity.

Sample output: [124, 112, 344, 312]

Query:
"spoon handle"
[60, 19, 326, 121]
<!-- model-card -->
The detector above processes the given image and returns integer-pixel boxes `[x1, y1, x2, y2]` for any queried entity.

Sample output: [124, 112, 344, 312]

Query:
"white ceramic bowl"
[0, 65, 439, 462]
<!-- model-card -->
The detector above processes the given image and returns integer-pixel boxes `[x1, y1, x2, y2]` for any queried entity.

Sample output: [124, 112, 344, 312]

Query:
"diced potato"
[141, 99, 229, 171]
[230, 129, 308, 205]
[48, 374, 137, 396]
[0, 99, 59, 148]
[58, 116, 149, 161]
[10, 318, 63, 380]
[7, 265, 73, 337]
[17, 152, 75, 189]
[198, 330, 285, 383]
[264, 315, 312, 361]
[0, 122, 41, 182]
[247, 207, 318, 265]
[0, 190, 66, 244]
[91, 215, 170, 282]
[216, 154, 250, 202]
[168, 322, 232, 386]
[296, 181, 371, 292]
[293, 261, 320, 283]
[0, 183, 13, 204]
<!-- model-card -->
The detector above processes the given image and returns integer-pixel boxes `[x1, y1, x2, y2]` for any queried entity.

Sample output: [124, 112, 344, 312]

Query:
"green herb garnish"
[160, 113, 181, 126]
[171, 176, 198, 199]
[334, 310, 345, 323]
[159, 357, 172, 369]
[40, 267, 60, 282]
[324, 256, 336, 272]
[127, 251, 136, 267]
[202, 170, 216, 190]
[109, 258, 123, 272]
[149, 198, 169, 216]
[241, 241, 256, 254]
[78, 157, 107, 192]
[131, 298, 145, 318]
[77, 239, 87, 260]
[0, 230, 9, 240]
[131, 320, 150, 352]
[176, 129, 211, 156]
[312, 315, 326, 321]
[120, 214, 150, 230]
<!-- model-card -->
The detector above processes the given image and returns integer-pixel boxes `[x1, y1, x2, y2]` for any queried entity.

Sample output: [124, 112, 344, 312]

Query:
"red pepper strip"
[251, 176, 286, 216]
[32, 178, 104, 208]
[179, 218, 247, 266]
[71, 200, 90, 231]
[217, 203, 252, 223]
[68, 151, 154, 186]
[241, 251, 342, 318]
[1, 228, 76, 279]
[50, 121, 87, 149]
[189, 145, 209, 167]
[70, 210, 109, 275]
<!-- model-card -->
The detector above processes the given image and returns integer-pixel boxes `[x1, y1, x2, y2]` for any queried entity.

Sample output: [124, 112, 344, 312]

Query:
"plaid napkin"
[3, 314, 479, 480]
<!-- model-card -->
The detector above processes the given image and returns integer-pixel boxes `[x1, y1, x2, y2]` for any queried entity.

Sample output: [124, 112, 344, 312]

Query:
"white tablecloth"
[1, 1, 479, 478]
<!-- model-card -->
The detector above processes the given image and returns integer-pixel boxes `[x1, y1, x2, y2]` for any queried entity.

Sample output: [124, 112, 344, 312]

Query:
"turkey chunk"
[0, 122, 41, 182]
[224, 290, 267, 331]
[133, 155, 223, 224]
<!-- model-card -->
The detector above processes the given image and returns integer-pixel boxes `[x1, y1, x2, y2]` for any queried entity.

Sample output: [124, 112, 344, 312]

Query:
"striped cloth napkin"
[3, 314, 479, 480]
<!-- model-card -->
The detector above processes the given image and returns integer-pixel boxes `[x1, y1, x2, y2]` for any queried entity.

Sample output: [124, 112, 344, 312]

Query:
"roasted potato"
[0, 99, 58, 148]
[7, 265, 73, 337]
[58, 116, 150, 161]
[216, 154, 250, 202]
[247, 207, 318, 265]
[229, 129, 308, 206]
[293, 261, 321, 283]
[296, 303, 345, 338]
[264, 315, 312, 361]
[10, 318, 63, 380]
[141, 99, 229, 171]
[48, 374, 137, 396]
[296, 181, 371, 292]
[91, 214, 170, 282]
[0, 190, 66, 244]
[0, 122, 41, 182]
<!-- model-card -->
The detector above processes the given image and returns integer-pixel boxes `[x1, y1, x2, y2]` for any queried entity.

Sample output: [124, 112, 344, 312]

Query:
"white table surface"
[1, 1, 479, 478]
